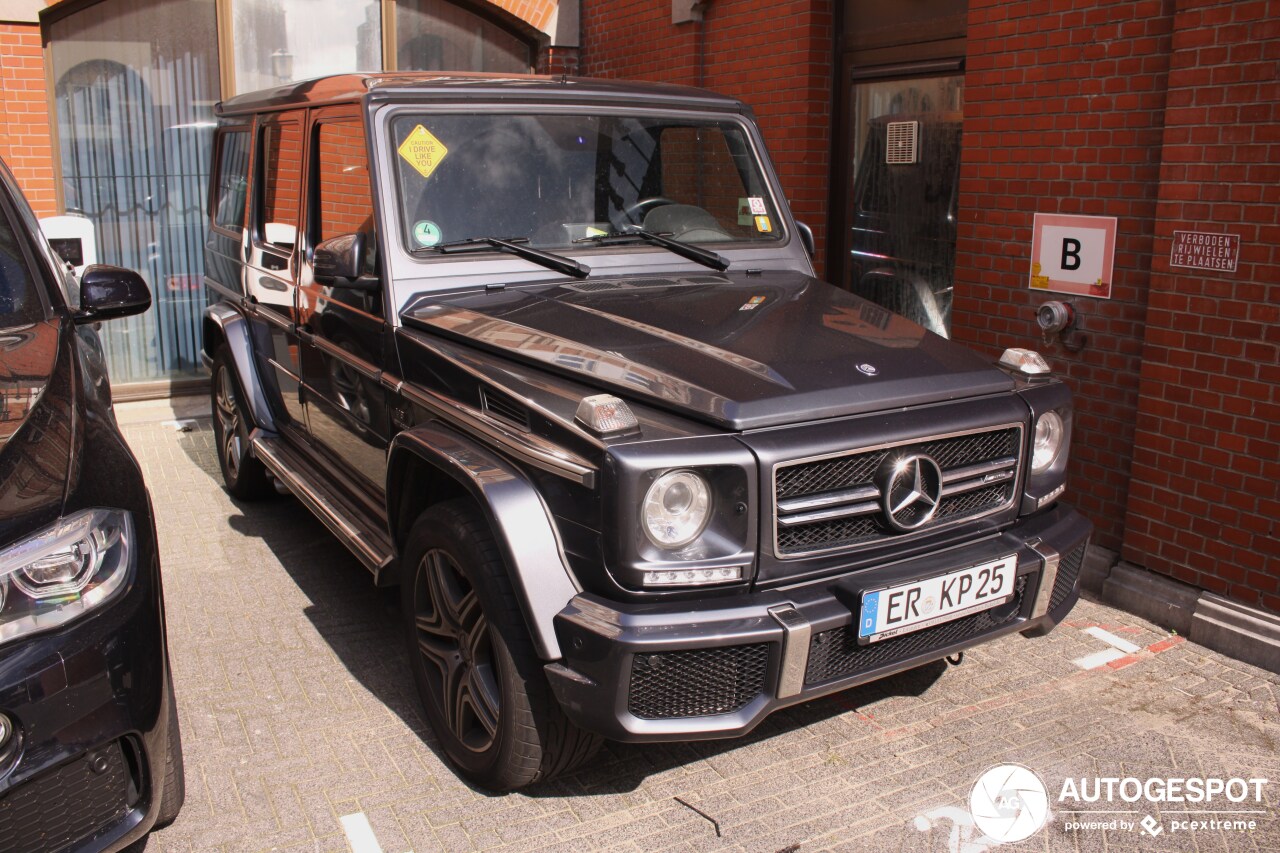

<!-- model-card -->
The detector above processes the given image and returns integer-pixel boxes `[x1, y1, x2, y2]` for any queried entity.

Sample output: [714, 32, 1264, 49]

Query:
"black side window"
[0, 212, 44, 327]
[213, 129, 251, 233]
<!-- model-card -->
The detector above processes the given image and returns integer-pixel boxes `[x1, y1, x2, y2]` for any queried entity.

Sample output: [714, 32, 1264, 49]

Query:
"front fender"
[203, 303, 276, 432]
[387, 423, 581, 660]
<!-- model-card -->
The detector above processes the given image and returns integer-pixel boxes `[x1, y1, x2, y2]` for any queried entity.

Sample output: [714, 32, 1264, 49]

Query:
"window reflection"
[396, 0, 532, 72]
[232, 0, 381, 92]
[846, 75, 963, 337]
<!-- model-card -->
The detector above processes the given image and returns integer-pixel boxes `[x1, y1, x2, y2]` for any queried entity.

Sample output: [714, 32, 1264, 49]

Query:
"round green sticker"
[413, 220, 441, 247]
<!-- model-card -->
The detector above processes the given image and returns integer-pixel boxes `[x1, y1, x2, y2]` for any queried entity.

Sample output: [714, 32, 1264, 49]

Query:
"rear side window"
[212, 129, 250, 233]
[257, 121, 303, 255]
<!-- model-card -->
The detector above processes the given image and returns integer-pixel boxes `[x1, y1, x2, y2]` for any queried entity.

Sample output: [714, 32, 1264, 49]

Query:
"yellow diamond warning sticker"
[398, 125, 448, 180]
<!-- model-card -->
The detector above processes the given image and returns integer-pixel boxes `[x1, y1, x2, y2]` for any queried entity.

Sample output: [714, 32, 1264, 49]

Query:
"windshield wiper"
[574, 227, 729, 272]
[414, 236, 590, 279]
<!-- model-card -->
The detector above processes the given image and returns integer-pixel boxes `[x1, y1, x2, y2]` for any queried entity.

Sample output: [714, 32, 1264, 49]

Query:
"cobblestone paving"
[116, 400, 1280, 853]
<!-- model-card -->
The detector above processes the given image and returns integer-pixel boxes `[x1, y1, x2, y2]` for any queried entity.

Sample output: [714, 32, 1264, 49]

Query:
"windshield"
[391, 112, 783, 253]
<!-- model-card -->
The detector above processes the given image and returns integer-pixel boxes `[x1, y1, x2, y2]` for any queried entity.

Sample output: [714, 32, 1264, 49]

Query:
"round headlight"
[642, 470, 711, 549]
[1031, 411, 1066, 473]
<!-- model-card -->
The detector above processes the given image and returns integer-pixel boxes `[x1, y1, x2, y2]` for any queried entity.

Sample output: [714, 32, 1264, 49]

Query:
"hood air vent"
[480, 387, 530, 431]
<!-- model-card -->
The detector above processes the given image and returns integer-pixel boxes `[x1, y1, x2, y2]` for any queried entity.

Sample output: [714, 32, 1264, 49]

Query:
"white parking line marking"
[1083, 627, 1141, 654]
[1073, 648, 1127, 670]
[340, 812, 385, 853]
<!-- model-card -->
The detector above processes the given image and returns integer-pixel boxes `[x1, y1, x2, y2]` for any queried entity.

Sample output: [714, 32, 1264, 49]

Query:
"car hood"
[402, 271, 1013, 430]
[0, 320, 74, 545]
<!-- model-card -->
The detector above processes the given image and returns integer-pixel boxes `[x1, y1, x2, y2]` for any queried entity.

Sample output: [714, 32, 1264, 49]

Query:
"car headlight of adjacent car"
[0, 508, 134, 644]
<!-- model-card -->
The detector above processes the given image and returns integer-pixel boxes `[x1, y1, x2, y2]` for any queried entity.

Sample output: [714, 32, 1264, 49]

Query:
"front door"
[296, 109, 389, 491]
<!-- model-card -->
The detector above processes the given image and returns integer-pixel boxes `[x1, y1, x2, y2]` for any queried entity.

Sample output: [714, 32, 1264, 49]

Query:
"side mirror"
[73, 265, 151, 324]
[314, 233, 379, 291]
[796, 221, 816, 257]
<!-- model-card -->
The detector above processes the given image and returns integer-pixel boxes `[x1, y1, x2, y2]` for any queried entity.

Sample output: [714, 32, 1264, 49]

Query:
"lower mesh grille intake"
[0, 741, 133, 853]
[628, 643, 770, 719]
[805, 576, 1028, 685]
[1049, 541, 1088, 612]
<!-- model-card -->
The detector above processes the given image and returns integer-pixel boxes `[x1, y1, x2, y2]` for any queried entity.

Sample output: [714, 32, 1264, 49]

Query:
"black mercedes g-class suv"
[201, 73, 1091, 790]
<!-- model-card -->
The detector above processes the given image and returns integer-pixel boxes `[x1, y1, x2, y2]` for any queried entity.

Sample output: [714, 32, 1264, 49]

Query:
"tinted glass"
[0, 214, 43, 327]
[391, 113, 781, 251]
[259, 122, 303, 255]
[315, 123, 374, 246]
[214, 130, 251, 232]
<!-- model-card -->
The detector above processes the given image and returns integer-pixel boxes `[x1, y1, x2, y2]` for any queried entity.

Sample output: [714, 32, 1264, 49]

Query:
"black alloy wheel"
[401, 500, 601, 790]
[412, 547, 501, 753]
[210, 346, 274, 500]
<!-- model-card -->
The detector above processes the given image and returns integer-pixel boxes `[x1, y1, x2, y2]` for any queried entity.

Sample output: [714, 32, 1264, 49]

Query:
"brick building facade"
[580, 0, 1277, 624]
[1, 1, 1275, 621]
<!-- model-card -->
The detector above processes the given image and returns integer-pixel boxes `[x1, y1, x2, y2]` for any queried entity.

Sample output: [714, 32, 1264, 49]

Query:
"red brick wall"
[952, 0, 1176, 552]
[0, 21, 56, 217]
[580, 0, 834, 275]
[1122, 0, 1280, 610]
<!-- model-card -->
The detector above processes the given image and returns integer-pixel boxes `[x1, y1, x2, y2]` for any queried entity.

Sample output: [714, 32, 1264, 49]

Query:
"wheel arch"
[387, 423, 580, 661]
[203, 304, 276, 432]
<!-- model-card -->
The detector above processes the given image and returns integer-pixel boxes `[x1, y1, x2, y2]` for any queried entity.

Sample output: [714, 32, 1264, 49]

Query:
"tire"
[401, 500, 601, 790]
[210, 345, 274, 500]
[154, 684, 185, 827]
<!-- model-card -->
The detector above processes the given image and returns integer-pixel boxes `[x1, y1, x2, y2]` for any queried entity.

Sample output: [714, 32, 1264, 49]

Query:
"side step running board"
[251, 434, 395, 580]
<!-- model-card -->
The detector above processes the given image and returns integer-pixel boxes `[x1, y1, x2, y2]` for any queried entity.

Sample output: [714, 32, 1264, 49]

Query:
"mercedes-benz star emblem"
[857, 363, 878, 376]
[878, 454, 944, 532]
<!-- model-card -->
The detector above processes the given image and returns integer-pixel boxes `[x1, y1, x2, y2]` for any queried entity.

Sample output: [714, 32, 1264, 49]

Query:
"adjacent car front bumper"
[547, 503, 1091, 742]
[0, 548, 174, 853]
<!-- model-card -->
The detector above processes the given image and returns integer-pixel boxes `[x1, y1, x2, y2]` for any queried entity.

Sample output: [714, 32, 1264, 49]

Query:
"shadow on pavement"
[220, 487, 951, 797]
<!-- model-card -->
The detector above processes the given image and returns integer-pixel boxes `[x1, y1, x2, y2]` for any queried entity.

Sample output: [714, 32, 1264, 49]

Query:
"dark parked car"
[0, 158, 183, 849]
[202, 73, 1091, 791]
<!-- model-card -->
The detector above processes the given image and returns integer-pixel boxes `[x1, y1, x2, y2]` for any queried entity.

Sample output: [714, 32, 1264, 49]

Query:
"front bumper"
[547, 503, 1091, 742]
[0, 549, 174, 853]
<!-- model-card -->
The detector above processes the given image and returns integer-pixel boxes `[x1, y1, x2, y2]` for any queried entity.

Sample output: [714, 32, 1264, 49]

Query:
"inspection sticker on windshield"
[413, 220, 442, 247]
[398, 125, 449, 179]
[754, 215, 773, 233]
[748, 197, 768, 215]
[739, 295, 766, 311]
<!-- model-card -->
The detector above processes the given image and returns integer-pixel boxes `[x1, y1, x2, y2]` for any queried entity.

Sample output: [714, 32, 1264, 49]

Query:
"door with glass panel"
[843, 74, 963, 337]
[297, 111, 389, 490]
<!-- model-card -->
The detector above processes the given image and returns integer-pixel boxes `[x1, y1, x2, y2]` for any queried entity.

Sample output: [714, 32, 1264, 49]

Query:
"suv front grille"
[805, 575, 1028, 685]
[628, 643, 770, 719]
[774, 426, 1023, 557]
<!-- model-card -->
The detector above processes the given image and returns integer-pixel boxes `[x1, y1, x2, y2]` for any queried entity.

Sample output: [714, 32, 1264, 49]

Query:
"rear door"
[247, 112, 307, 429]
[296, 107, 389, 490]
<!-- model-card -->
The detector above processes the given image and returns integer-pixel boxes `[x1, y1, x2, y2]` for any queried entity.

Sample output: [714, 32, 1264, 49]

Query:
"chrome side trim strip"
[397, 382, 597, 488]
[311, 335, 381, 381]
[768, 604, 812, 699]
[1026, 537, 1062, 620]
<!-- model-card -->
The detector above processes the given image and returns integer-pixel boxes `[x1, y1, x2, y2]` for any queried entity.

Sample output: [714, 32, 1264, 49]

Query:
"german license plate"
[858, 555, 1018, 644]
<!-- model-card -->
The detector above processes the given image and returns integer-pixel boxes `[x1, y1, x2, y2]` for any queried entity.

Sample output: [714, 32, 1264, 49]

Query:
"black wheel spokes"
[214, 368, 242, 477]
[414, 549, 500, 752]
